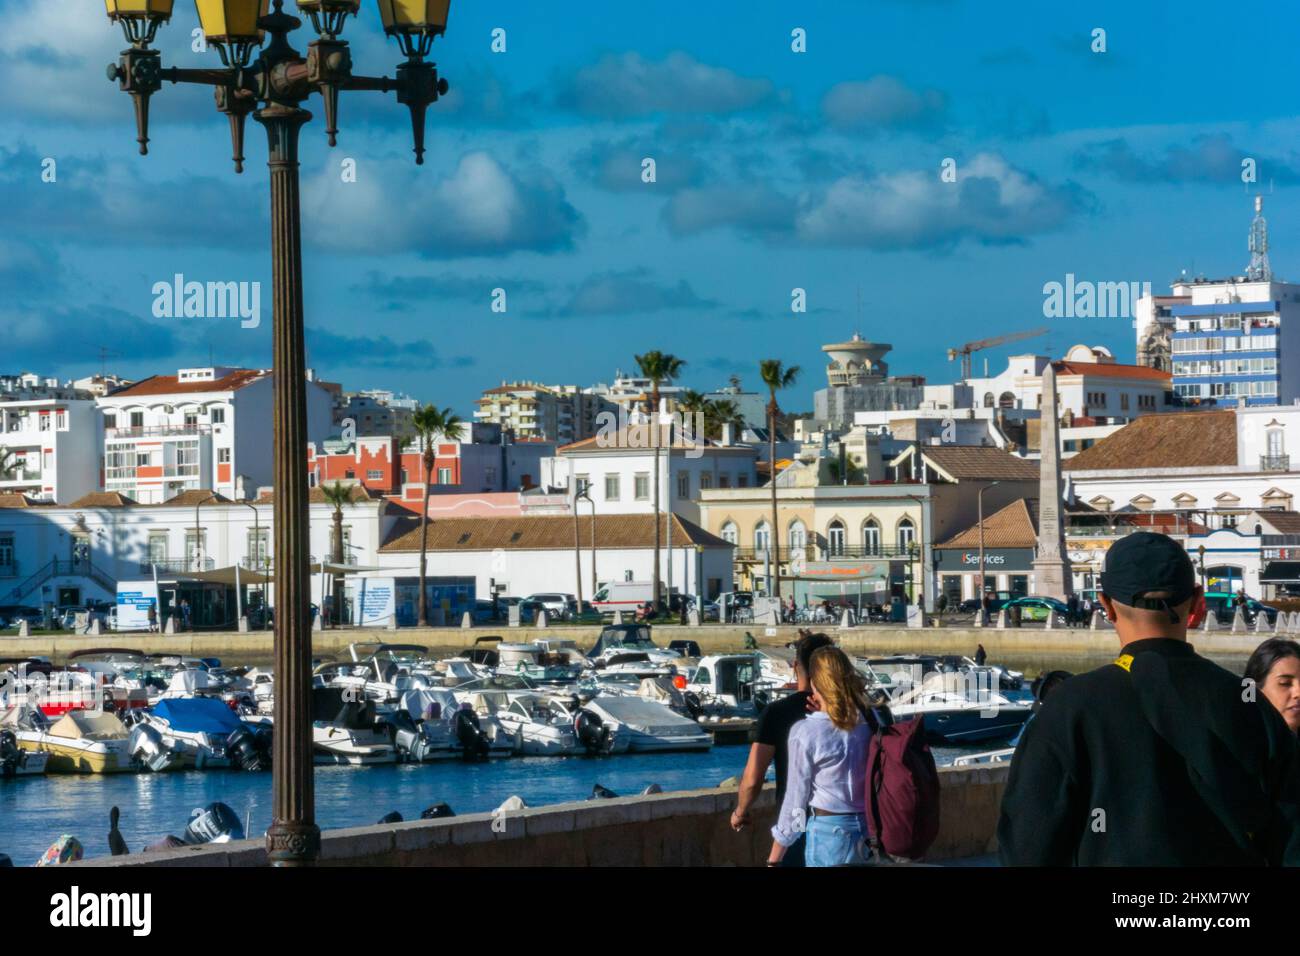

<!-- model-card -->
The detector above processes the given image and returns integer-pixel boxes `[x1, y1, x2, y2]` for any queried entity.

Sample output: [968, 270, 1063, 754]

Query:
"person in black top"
[974, 643, 987, 667]
[730, 631, 834, 867]
[999, 532, 1300, 866]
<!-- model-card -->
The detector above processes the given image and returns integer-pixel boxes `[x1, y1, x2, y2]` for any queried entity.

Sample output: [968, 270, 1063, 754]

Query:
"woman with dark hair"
[1244, 638, 1300, 734]
[766, 646, 875, 867]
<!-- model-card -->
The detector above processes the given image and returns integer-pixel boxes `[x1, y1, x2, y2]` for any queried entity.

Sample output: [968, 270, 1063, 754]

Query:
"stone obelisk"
[1033, 361, 1073, 600]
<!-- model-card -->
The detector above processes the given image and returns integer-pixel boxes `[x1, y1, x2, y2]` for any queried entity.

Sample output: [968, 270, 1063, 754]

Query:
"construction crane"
[948, 327, 1049, 380]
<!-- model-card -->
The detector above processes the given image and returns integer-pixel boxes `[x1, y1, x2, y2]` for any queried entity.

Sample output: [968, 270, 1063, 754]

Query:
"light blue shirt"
[770, 711, 872, 847]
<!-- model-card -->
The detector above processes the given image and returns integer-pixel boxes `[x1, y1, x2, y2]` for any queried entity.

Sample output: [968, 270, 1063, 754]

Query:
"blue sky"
[3, 0, 1299, 414]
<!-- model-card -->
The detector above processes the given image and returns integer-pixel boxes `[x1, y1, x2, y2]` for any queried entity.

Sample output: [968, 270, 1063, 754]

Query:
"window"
[677, 471, 690, 498]
[185, 529, 207, 569]
[400, 469, 409, 485]
[754, 521, 771, 553]
[136, 452, 151, 467]
[130, 411, 143, 428]
[982, 393, 994, 408]
[828, 521, 846, 557]
[38, 414, 51, 432]
[788, 520, 807, 551]
[634, 473, 650, 500]
[56, 410, 68, 430]
[1268, 428, 1285, 458]
[367, 470, 384, 481]
[897, 518, 916, 550]
[721, 522, 738, 545]
[103, 412, 116, 431]
[437, 467, 452, 485]
[700, 473, 712, 490]
[605, 474, 621, 501]
[218, 448, 231, 464]
[210, 407, 225, 424]
[1120, 393, 1129, 411]
[863, 520, 881, 555]
[737, 474, 748, 488]
[0, 533, 14, 571]
[575, 474, 590, 495]
[246, 529, 269, 568]
[719, 474, 731, 489]
[184, 410, 198, 427]
[146, 532, 168, 566]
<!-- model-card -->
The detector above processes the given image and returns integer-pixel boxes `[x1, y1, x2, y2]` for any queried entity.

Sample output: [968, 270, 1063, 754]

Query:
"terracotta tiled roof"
[0, 493, 49, 509]
[108, 369, 265, 397]
[380, 513, 732, 552]
[919, 445, 1039, 481]
[67, 492, 137, 508]
[1260, 511, 1300, 534]
[938, 498, 1039, 550]
[1064, 410, 1236, 472]
[160, 489, 231, 507]
[1052, 361, 1171, 382]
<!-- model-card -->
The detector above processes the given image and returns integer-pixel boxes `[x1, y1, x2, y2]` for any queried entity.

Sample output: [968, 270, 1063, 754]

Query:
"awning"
[1261, 561, 1300, 583]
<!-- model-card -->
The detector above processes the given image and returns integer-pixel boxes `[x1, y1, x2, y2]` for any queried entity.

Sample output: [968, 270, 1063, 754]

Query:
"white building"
[0, 386, 100, 505]
[540, 426, 761, 524]
[96, 367, 334, 503]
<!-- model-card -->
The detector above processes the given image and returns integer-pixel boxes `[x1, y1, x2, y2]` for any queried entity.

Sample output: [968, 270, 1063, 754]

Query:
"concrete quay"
[76, 765, 1009, 867]
[2, 621, 1270, 666]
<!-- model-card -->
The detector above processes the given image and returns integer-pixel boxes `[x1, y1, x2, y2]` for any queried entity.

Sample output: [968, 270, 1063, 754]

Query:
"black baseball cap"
[1099, 532, 1198, 610]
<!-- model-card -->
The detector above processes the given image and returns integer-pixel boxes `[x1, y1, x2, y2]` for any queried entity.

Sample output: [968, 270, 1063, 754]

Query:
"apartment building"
[96, 366, 334, 503]
[0, 376, 100, 504]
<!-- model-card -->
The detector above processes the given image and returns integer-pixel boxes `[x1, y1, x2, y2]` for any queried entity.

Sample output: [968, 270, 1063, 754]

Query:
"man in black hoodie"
[999, 532, 1300, 866]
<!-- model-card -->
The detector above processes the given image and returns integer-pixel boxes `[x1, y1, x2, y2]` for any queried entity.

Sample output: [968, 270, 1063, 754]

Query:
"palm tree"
[675, 389, 710, 443]
[320, 481, 354, 628]
[707, 399, 744, 440]
[411, 405, 465, 626]
[634, 351, 685, 612]
[759, 359, 800, 600]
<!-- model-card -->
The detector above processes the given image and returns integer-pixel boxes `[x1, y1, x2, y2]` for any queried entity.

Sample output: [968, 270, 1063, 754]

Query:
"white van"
[591, 581, 661, 616]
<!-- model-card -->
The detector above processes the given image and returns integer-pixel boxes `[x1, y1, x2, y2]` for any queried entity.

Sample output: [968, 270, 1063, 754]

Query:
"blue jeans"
[805, 813, 869, 867]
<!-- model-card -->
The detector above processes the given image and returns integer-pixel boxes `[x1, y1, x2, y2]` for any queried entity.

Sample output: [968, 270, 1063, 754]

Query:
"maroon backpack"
[862, 708, 941, 859]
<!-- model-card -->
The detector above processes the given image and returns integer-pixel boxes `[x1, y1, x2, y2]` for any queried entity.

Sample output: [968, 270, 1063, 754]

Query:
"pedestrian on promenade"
[1066, 593, 1080, 627]
[974, 643, 987, 667]
[1245, 639, 1300, 735]
[180, 599, 191, 631]
[731, 631, 834, 867]
[981, 591, 991, 627]
[999, 532, 1300, 866]
[766, 645, 874, 867]
[146, 604, 157, 633]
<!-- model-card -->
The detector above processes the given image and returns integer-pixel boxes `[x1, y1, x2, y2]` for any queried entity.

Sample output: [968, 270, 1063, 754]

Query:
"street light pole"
[976, 480, 1001, 626]
[102, 0, 454, 868]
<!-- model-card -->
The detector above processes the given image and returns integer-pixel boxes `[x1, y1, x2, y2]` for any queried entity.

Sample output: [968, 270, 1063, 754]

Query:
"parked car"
[524, 593, 576, 619]
[1203, 591, 1278, 626]
[563, 600, 604, 623]
[1003, 596, 1071, 624]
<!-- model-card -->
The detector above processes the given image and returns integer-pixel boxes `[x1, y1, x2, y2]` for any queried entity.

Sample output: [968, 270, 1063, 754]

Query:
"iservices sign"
[935, 548, 1033, 570]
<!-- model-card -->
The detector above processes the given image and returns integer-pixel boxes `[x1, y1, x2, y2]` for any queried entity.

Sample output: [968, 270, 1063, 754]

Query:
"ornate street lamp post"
[102, 0, 454, 867]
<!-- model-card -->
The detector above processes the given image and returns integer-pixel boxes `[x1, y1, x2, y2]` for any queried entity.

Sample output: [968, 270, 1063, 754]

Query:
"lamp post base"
[266, 821, 321, 867]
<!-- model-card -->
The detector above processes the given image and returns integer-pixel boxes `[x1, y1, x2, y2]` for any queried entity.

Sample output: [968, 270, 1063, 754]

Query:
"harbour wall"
[78, 764, 1009, 867]
[1, 623, 1270, 665]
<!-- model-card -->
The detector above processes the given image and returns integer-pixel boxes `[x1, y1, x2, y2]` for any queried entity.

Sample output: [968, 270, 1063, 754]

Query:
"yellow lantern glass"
[376, 0, 450, 34]
[105, 0, 176, 19]
[194, 0, 270, 42]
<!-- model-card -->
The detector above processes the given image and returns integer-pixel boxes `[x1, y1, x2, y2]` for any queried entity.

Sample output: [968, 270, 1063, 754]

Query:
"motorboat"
[585, 624, 682, 669]
[591, 651, 675, 680]
[0, 727, 48, 777]
[311, 687, 397, 766]
[8, 707, 169, 774]
[684, 654, 781, 718]
[880, 672, 1033, 745]
[581, 696, 713, 753]
[493, 693, 588, 756]
[131, 697, 270, 771]
[341, 643, 441, 702]
[447, 688, 527, 758]
[495, 643, 584, 684]
[382, 690, 458, 761]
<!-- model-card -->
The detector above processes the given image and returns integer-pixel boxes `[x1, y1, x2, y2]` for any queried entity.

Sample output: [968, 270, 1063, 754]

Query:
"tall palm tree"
[759, 359, 800, 600]
[676, 389, 710, 443]
[411, 405, 465, 626]
[320, 481, 353, 628]
[634, 351, 685, 612]
[707, 399, 744, 440]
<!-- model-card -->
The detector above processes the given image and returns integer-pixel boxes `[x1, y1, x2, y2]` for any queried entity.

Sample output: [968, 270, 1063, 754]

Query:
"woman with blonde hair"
[767, 645, 878, 867]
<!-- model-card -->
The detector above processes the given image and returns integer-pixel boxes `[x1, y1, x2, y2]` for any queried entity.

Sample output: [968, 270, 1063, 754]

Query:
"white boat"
[311, 687, 396, 766]
[685, 653, 779, 718]
[582, 696, 713, 753]
[881, 672, 1033, 745]
[491, 693, 588, 756]
[385, 689, 459, 761]
[0, 727, 48, 777]
[131, 697, 270, 771]
[585, 624, 683, 669]
[495, 643, 585, 684]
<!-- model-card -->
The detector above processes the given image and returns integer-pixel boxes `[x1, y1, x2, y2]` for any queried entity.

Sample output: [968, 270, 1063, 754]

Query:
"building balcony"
[138, 558, 216, 574]
[1261, 454, 1290, 472]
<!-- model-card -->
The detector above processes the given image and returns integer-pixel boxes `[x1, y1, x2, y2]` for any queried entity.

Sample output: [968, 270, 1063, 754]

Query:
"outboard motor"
[574, 709, 612, 754]
[0, 730, 24, 778]
[0, 853, 11, 868]
[453, 707, 490, 761]
[226, 725, 270, 772]
[183, 802, 245, 845]
[421, 802, 455, 819]
[384, 710, 426, 763]
[590, 783, 619, 800]
[377, 811, 403, 825]
[682, 691, 705, 720]
[128, 723, 173, 773]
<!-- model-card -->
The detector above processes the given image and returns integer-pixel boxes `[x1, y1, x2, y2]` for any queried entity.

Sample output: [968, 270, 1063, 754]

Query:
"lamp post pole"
[976, 481, 1001, 626]
[102, 0, 453, 867]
